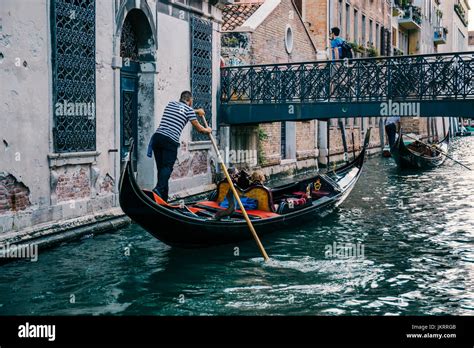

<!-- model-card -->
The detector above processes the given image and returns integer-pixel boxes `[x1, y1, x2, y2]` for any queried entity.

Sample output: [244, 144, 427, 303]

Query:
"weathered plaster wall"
[96, 0, 118, 195]
[0, 0, 51, 208]
[0, 0, 52, 232]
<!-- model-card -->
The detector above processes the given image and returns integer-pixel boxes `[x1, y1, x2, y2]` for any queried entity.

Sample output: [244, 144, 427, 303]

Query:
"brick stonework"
[302, 0, 328, 50]
[250, 0, 317, 65]
[98, 174, 115, 195]
[259, 122, 282, 166]
[171, 150, 209, 179]
[56, 168, 91, 202]
[401, 117, 428, 137]
[329, 125, 362, 156]
[296, 121, 315, 159]
[0, 173, 31, 214]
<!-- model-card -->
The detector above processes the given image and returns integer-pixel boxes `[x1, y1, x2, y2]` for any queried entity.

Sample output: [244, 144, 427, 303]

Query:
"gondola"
[455, 128, 472, 137]
[118, 130, 371, 248]
[390, 132, 449, 169]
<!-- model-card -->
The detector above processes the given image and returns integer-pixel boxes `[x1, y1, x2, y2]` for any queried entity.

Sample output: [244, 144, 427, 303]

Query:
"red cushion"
[196, 201, 279, 219]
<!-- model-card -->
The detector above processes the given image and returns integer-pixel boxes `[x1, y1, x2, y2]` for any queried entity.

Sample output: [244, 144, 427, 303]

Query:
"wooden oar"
[202, 117, 270, 261]
[403, 133, 472, 171]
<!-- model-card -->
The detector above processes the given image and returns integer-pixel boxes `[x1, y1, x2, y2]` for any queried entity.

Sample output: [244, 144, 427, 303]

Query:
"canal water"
[1, 137, 473, 316]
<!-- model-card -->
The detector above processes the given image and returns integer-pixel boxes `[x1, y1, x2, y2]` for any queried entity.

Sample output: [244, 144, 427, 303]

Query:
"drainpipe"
[112, 0, 119, 200]
[327, 0, 331, 51]
[390, 1, 393, 56]
[318, 0, 332, 167]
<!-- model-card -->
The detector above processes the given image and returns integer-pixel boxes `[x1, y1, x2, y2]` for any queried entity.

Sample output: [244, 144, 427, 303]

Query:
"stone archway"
[116, 3, 156, 188]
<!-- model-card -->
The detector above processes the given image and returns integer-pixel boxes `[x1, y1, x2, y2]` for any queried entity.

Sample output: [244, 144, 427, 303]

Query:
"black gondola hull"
[119, 132, 370, 248]
[390, 133, 449, 170]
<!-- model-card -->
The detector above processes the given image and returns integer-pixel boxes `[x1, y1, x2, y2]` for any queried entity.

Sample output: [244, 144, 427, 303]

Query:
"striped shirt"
[385, 116, 400, 125]
[156, 101, 197, 144]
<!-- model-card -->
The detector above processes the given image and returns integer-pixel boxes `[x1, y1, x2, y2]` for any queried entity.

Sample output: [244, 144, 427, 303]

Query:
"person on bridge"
[330, 27, 353, 61]
[147, 91, 212, 202]
[330, 27, 344, 60]
[385, 116, 401, 149]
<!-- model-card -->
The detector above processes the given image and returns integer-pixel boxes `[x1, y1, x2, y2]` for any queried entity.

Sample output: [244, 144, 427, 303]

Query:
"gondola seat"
[215, 181, 276, 213]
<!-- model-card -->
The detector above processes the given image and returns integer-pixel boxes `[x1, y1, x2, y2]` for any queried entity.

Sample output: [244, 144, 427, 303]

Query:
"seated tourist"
[250, 170, 266, 186]
[214, 169, 268, 220]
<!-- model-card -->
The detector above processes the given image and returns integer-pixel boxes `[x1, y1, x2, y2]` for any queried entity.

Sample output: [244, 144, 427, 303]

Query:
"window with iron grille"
[190, 15, 213, 141]
[51, 0, 96, 153]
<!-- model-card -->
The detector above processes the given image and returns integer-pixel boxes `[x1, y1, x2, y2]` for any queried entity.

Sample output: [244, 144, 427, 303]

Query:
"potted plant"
[411, 6, 422, 25]
[366, 44, 378, 57]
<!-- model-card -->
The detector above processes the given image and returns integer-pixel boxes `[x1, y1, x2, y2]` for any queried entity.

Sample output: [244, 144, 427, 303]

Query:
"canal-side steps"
[0, 208, 129, 260]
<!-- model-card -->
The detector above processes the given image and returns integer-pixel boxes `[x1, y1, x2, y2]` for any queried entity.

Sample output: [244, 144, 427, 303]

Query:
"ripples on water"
[0, 138, 473, 316]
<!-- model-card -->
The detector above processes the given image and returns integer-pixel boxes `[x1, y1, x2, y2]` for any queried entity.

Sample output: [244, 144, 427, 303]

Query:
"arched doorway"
[119, 8, 156, 187]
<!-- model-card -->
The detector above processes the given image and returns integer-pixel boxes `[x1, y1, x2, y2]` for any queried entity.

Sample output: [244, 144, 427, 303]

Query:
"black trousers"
[151, 133, 179, 202]
[385, 123, 397, 149]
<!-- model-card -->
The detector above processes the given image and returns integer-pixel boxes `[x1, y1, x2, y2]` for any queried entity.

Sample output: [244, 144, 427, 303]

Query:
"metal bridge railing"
[220, 51, 474, 105]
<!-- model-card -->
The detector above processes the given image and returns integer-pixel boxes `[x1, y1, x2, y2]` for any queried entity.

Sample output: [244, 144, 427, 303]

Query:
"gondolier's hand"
[191, 119, 211, 134]
[195, 108, 206, 117]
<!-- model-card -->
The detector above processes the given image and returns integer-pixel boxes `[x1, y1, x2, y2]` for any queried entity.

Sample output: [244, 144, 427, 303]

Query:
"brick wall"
[328, 125, 361, 156]
[0, 173, 31, 214]
[250, 0, 317, 65]
[303, 0, 328, 51]
[98, 174, 115, 195]
[296, 120, 315, 159]
[55, 167, 91, 202]
[171, 150, 209, 179]
[259, 122, 281, 166]
[401, 117, 428, 137]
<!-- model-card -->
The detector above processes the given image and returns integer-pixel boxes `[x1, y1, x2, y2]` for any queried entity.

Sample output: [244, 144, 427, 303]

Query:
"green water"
[1, 137, 473, 316]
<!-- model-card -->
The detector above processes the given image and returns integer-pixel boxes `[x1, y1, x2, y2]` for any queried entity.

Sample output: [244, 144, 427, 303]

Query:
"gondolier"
[384, 116, 400, 148]
[147, 91, 212, 202]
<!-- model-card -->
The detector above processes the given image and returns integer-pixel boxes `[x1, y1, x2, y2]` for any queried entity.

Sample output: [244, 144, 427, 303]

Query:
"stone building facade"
[0, 0, 226, 245]
[437, 0, 470, 54]
[391, 0, 466, 138]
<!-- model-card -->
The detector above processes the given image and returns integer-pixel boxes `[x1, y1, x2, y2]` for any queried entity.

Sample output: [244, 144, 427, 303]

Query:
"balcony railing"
[393, 47, 404, 56]
[392, 0, 404, 16]
[399, 5, 422, 30]
[454, 3, 469, 27]
[434, 26, 448, 45]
